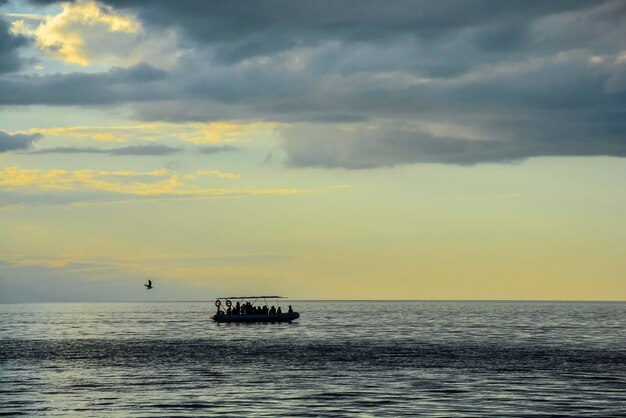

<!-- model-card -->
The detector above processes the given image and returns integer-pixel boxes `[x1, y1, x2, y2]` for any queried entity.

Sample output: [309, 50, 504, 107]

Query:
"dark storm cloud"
[0, 131, 41, 152]
[99, 1, 594, 57]
[281, 118, 626, 169]
[29, 144, 181, 156]
[25, 0, 596, 64]
[0, 19, 28, 74]
[0, 62, 167, 105]
[198, 145, 239, 154]
[7, 0, 626, 167]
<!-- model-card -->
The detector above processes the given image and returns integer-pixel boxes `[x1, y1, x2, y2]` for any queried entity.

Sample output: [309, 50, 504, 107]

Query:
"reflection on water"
[1, 301, 625, 416]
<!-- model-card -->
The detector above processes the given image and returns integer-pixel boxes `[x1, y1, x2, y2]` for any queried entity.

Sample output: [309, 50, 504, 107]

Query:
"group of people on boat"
[215, 300, 294, 316]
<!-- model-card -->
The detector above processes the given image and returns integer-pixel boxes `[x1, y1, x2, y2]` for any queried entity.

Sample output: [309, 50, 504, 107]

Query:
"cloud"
[0, 130, 42, 152]
[28, 144, 181, 155]
[92, 0, 596, 62]
[25, 122, 276, 148]
[28, 146, 105, 154]
[10, 0, 184, 70]
[12, 0, 139, 66]
[281, 120, 626, 168]
[17, 1, 617, 69]
[4, 0, 626, 167]
[0, 61, 167, 105]
[182, 169, 240, 180]
[199, 145, 239, 154]
[0, 167, 171, 192]
[0, 166, 344, 204]
[0, 19, 29, 74]
[109, 145, 180, 155]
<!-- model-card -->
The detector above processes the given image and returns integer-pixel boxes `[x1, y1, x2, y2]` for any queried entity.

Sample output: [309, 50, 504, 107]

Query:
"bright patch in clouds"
[0, 166, 343, 201]
[0, 167, 177, 192]
[28, 121, 279, 144]
[11, 0, 140, 66]
[0, 167, 238, 195]
[182, 169, 241, 180]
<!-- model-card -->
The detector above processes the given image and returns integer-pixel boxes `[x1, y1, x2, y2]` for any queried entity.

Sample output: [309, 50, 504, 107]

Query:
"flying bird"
[144, 280, 153, 290]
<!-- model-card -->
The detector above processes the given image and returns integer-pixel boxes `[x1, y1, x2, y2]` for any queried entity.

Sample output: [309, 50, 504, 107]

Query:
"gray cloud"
[0, 62, 167, 105]
[281, 120, 626, 168]
[0, 19, 28, 74]
[28, 146, 105, 154]
[6, 0, 626, 167]
[109, 145, 180, 156]
[29, 144, 181, 156]
[0, 131, 42, 152]
[95, 0, 596, 63]
[198, 145, 239, 154]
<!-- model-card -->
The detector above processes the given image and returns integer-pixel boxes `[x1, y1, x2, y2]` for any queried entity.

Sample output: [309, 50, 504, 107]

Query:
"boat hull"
[212, 312, 299, 323]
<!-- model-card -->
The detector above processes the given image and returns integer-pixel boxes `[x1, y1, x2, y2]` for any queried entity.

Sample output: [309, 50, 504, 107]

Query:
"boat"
[212, 296, 300, 323]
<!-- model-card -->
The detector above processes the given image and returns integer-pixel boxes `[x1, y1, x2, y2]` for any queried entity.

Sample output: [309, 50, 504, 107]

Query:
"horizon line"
[1, 299, 625, 305]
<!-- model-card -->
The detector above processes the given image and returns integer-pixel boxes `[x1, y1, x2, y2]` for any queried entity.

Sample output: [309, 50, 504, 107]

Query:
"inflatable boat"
[212, 312, 300, 323]
[212, 296, 300, 323]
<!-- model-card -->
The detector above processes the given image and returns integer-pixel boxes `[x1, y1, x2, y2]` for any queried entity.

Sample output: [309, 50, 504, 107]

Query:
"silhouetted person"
[144, 279, 153, 290]
[277, 307, 282, 314]
[226, 307, 232, 315]
[235, 301, 240, 315]
[269, 306, 276, 315]
[288, 305, 293, 313]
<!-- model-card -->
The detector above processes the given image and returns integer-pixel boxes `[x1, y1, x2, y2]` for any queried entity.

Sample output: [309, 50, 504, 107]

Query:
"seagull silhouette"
[144, 279, 153, 290]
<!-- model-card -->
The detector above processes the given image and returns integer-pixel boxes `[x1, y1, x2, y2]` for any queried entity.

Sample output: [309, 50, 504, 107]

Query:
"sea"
[1, 301, 625, 416]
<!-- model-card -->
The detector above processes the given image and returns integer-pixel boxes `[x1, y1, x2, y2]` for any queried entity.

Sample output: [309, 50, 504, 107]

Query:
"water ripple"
[1, 301, 625, 416]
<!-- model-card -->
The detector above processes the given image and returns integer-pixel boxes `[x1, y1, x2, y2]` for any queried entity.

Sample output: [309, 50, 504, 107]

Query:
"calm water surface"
[1, 301, 625, 416]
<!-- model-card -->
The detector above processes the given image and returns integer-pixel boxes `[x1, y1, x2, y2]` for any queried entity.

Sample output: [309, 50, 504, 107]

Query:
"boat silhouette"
[212, 296, 299, 323]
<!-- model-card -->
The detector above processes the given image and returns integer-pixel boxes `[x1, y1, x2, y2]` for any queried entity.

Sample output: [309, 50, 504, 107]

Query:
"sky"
[1, 0, 625, 302]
